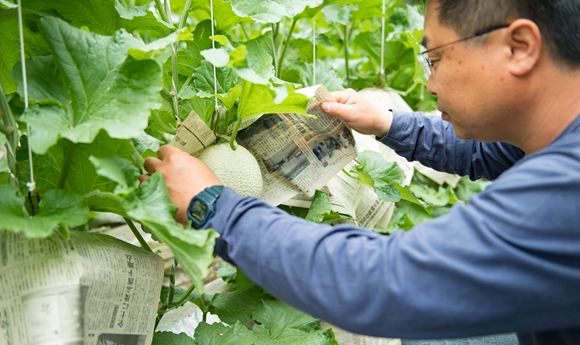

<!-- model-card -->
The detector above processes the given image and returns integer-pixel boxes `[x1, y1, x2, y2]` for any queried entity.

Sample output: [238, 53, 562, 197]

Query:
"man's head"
[412, 0, 580, 151]
[411, 0, 580, 69]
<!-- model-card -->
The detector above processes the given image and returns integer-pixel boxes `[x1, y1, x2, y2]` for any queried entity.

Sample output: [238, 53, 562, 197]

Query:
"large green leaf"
[22, 0, 172, 37]
[237, 80, 310, 119]
[171, 20, 214, 76]
[0, 184, 89, 238]
[0, 8, 50, 94]
[454, 176, 491, 202]
[206, 286, 263, 325]
[349, 151, 407, 202]
[409, 184, 458, 207]
[89, 166, 219, 291]
[227, 0, 323, 23]
[298, 61, 344, 92]
[17, 131, 134, 196]
[321, 4, 358, 25]
[305, 190, 351, 223]
[152, 332, 195, 345]
[252, 300, 332, 345]
[19, 17, 163, 154]
[89, 155, 141, 194]
[194, 321, 256, 345]
[188, 0, 246, 31]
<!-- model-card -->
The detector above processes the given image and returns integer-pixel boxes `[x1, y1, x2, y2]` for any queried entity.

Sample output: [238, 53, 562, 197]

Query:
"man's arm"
[208, 150, 580, 338]
[381, 111, 525, 180]
[322, 90, 525, 181]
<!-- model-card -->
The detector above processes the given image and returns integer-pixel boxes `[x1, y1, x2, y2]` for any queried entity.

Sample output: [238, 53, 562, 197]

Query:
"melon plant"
[0, 0, 489, 344]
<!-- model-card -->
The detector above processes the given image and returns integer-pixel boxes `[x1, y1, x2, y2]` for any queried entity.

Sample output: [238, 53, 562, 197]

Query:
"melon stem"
[229, 117, 242, 150]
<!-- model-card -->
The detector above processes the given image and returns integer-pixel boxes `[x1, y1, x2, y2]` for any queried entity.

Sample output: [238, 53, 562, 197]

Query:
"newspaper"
[237, 85, 358, 199]
[0, 230, 164, 345]
[170, 111, 216, 154]
[281, 131, 415, 229]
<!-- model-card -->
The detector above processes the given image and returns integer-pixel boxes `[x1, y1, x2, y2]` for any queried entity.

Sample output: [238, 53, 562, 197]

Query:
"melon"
[194, 142, 263, 198]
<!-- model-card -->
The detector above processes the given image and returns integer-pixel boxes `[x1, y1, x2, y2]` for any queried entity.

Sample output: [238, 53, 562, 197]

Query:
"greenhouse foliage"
[0, 0, 489, 343]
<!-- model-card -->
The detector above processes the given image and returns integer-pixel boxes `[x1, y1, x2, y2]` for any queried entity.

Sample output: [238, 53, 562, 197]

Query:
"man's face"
[423, 0, 512, 142]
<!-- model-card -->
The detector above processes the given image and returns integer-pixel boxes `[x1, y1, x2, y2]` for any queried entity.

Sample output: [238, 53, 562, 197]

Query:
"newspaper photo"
[237, 84, 358, 198]
[0, 230, 164, 345]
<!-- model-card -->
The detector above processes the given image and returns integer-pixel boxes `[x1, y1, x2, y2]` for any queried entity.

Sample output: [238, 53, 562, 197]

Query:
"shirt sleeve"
[206, 146, 580, 339]
[378, 111, 525, 180]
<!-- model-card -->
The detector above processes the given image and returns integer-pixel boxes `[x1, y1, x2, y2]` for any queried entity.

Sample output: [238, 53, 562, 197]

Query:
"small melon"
[194, 142, 263, 198]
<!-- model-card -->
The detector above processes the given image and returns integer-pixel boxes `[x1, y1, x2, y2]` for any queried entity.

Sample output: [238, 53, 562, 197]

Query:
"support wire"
[17, 0, 36, 194]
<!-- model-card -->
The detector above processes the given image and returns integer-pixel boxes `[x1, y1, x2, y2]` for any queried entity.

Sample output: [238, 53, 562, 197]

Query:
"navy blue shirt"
[207, 111, 580, 344]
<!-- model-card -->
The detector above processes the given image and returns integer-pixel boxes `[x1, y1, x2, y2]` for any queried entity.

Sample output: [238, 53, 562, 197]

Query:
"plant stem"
[171, 284, 195, 305]
[151, 110, 177, 134]
[124, 218, 153, 253]
[277, 17, 298, 78]
[240, 23, 250, 40]
[166, 260, 177, 307]
[154, 0, 170, 24]
[229, 117, 242, 150]
[0, 122, 12, 136]
[215, 134, 232, 142]
[0, 78, 20, 188]
[271, 23, 278, 77]
[179, 74, 194, 94]
[178, 0, 192, 29]
[57, 140, 76, 190]
[344, 25, 350, 86]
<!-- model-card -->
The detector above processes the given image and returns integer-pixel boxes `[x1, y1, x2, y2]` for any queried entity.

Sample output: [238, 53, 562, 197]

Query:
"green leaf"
[409, 184, 457, 207]
[0, 8, 50, 94]
[349, 151, 407, 202]
[0, 0, 16, 9]
[298, 61, 344, 92]
[121, 173, 219, 290]
[252, 300, 332, 345]
[131, 132, 163, 155]
[17, 131, 134, 197]
[237, 80, 309, 120]
[12, 56, 69, 107]
[0, 173, 9, 184]
[201, 48, 231, 68]
[455, 176, 491, 202]
[321, 4, 358, 25]
[89, 155, 140, 194]
[207, 286, 263, 325]
[244, 39, 275, 81]
[216, 263, 237, 284]
[227, 0, 324, 23]
[194, 321, 256, 345]
[22, 0, 172, 38]
[0, 184, 89, 238]
[129, 28, 192, 62]
[393, 183, 432, 214]
[189, 0, 245, 31]
[191, 61, 240, 110]
[20, 17, 163, 154]
[210, 35, 229, 46]
[304, 190, 351, 224]
[152, 331, 195, 345]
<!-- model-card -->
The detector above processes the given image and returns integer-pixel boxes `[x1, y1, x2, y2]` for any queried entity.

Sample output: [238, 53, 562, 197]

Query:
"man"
[141, 0, 580, 343]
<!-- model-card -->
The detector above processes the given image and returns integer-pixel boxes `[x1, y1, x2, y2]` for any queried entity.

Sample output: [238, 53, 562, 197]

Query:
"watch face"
[189, 200, 208, 222]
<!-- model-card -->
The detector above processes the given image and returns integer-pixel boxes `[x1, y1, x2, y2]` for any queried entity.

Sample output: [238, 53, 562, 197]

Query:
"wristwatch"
[187, 185, 225, 229]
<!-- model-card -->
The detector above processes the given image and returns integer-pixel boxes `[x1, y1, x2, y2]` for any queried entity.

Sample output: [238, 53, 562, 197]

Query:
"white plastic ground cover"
[155, 278, 401, 345]
[358, 89, 461, 188]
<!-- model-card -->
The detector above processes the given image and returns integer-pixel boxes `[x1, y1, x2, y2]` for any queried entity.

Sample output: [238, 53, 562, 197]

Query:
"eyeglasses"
[417, 24, 510, 79]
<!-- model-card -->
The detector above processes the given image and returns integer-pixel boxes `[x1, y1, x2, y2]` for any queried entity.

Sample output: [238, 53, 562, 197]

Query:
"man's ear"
[506, 19, 542, 77]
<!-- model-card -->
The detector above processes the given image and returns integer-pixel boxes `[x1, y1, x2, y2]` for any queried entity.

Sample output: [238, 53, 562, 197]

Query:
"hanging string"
[380, 0, 386, 87]
[210, 0, 218, 111]
[312, 17, 316, 85]
[17, 0, 35, 194]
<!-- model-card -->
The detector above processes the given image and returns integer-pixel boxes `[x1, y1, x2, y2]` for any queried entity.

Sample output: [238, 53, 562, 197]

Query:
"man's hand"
[321, 88, 393, 138]
[141, 145, 222, 225]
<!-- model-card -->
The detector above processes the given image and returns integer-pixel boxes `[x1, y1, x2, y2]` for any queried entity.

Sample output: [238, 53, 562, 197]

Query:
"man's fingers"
[157, 145, 180, 160]
[322, 101, 342, 116]
[330, 88, 357, 104]
[143, 156, 162, 175]
[139, 174, 150, 183]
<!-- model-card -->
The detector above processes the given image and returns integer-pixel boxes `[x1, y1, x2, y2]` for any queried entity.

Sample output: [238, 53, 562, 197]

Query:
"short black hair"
[408, 0, 580, 68]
